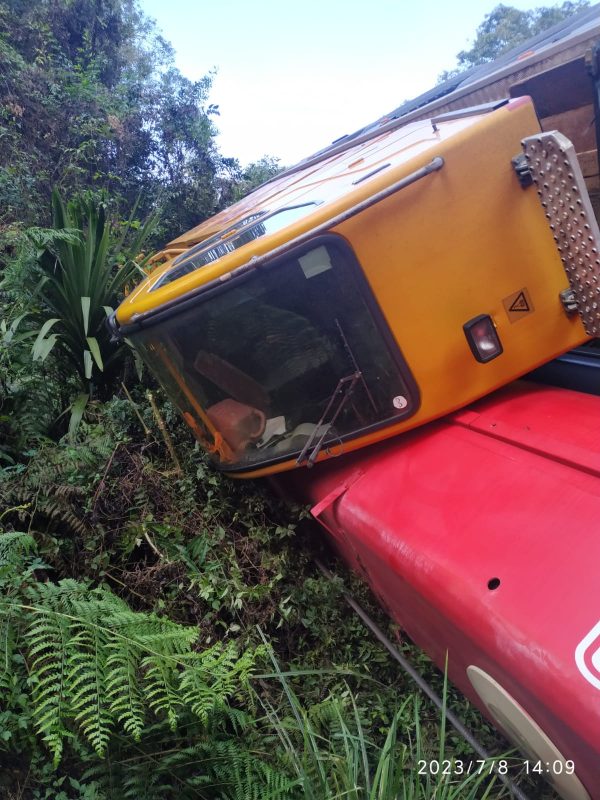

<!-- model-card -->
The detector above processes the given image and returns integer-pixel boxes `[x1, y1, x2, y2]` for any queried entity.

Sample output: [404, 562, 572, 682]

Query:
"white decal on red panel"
[575, 621, 600, 690]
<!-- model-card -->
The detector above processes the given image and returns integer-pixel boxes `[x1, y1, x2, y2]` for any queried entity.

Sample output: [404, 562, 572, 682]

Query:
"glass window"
[153, 204, 320, 290]
[131, 237, 416, 470]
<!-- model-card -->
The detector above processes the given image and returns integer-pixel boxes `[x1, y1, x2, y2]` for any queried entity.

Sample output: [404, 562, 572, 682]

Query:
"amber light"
[463, 314, 503, 363]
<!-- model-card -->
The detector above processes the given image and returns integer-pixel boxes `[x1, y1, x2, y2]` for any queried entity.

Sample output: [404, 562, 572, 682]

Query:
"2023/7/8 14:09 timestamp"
[417, 759, 575, 776]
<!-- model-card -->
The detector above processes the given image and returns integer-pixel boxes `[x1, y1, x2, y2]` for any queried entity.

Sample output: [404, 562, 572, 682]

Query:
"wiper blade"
[296, 371, 361, 468]
[335, 319, 377, 413]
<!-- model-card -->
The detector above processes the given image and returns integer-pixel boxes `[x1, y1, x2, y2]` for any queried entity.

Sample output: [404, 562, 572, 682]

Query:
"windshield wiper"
[296, 371, 361, 468]
[335, 319, 377, 414]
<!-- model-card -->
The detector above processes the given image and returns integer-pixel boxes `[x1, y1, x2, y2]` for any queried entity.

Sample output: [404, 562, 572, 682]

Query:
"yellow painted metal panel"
[116, 98, 591, 478]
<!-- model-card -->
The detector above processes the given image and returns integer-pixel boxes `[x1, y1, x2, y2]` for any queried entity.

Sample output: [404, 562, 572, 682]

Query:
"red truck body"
[282, 381, 600, 798]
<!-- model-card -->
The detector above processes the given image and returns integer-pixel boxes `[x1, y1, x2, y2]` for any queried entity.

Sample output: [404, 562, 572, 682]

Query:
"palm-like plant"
[30, 190, 158, 419]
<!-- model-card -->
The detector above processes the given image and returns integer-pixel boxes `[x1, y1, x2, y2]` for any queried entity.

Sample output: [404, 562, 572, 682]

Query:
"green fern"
[179, 641, 259, 724]
[0, 530, 35, 568]
[205, 739, 299, 800]
[26, 590, 73, 764]
[0, 603, 17, 693]
[0, 531, 35, 693]
[66, 614, 113, 757]
[105, 624, 146, 741]
[80, 725, 298, 800]
[0, 431, 116, 539]
[0, 532, 263, 766]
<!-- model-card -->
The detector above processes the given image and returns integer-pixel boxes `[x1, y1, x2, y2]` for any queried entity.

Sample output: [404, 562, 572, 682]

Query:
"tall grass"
[255, 646, 512, 800]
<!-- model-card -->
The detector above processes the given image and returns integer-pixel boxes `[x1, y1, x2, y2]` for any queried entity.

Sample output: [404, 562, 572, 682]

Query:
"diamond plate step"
[522, 130, 600, 336]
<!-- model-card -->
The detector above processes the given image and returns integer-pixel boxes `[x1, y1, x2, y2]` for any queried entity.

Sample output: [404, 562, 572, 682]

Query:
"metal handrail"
[116, 156, 445, 334]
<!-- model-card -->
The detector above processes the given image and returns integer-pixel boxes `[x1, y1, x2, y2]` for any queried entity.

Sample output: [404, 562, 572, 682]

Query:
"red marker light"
[463, 314, 503, 363]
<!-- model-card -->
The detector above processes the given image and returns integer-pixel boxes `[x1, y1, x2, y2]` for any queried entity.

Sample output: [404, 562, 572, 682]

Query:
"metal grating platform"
[522, 130, 600, 336]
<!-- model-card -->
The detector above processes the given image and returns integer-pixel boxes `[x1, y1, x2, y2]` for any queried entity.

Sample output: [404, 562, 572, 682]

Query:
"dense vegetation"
[0, 1, 572, 797]
[0, 0, 280, 243]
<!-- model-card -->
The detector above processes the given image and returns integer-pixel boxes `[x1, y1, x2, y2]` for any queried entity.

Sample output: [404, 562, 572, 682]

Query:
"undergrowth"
[0, 389, 556, 798]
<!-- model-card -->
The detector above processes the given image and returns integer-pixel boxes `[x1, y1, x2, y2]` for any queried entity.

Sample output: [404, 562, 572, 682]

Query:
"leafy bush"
[0, 193, 158, 446]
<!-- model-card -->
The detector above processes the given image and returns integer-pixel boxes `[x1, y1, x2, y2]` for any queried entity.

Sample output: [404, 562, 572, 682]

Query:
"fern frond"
[178, 659, 225, 725]
[179, 642, 257, 725]
[117, 738, 213, 800]
[66, 619, 112, 756]
[105, 633, 145, 741]
[2, 567, 262, 765]
[122, 768, 171, 800]
[0, 531, 36, 570]
[141, 652, 182, 731]
[3, 488, 90, 536]
[0, 605, 17, 692]
[25, 603, 71, 764]
[207, 739, 298, 800]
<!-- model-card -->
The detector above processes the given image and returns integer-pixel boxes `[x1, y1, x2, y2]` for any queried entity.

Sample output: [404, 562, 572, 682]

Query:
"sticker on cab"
[503, 287, 534, 323]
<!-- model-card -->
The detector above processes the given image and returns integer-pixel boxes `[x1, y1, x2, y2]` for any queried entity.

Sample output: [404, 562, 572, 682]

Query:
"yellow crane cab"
[113, 96, 599, 478]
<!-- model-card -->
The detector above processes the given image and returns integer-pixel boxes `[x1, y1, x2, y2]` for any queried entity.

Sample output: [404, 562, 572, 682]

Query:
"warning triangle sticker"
[502, 288, 534, 323]
[508, 292, 530, 313]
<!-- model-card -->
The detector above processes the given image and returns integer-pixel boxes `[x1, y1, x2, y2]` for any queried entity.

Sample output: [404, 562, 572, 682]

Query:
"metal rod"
[236, 156, 445, 277]
[315, 558, 532, 800]
[335, 318, 378, 414]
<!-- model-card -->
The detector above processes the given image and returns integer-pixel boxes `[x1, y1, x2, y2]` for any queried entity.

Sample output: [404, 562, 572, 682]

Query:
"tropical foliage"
[28, 191, 156, 392]
[0, 398, 550, 798]
[0, 531, 259, 765]
[0, 0, 279, 244]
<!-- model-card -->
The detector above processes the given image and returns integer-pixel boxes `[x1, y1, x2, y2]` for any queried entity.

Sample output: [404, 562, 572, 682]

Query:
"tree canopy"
[440, 0, 589, 79]
[0, 0, 280, 244]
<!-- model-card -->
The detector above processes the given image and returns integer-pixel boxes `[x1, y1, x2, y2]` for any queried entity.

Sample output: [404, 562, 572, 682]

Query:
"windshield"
[131, 237, 416, 470]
